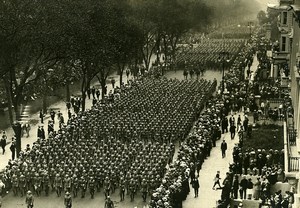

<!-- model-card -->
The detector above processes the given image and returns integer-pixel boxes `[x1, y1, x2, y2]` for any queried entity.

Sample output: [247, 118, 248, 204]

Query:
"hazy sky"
[257, 0, 279, 10]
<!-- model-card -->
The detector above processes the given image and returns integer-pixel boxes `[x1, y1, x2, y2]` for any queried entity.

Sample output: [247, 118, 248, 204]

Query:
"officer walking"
[64, 192, 72, 208]
[25, 191, 34, 208]
[104, 196, 114, 208]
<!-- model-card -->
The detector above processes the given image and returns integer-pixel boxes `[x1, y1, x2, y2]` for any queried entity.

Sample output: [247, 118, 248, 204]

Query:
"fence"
[288, 128, 297, 146]
[289, 157, 300, 172]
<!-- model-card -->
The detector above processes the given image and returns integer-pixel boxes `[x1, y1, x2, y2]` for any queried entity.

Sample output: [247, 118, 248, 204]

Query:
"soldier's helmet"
[27, 190, 32, 194]
[65, 192, 70, 196]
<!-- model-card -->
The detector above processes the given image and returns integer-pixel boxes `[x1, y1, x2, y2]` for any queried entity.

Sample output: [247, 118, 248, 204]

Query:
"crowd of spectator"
[148, 33, 259, 208]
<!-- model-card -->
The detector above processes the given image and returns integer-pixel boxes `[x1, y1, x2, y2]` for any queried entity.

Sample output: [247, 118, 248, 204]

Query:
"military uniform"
[19, 174, 26, 197]
[119, 177, 125, 201]
[64, 175, 72, 193]
[128, 178, 137, 202]
[54, 174, 63, 197]
[79, 176, 87, 198]
[88, 177, 95, 199]
[25, 191, 34, 208]
[141, 179, 148, 202]
[72, 175, 79, 198]
[64, 192, 72, 208]
[43, 174, 50, 196]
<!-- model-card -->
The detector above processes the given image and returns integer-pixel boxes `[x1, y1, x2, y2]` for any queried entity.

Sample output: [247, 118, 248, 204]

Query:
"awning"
[268, 4, 290, 11]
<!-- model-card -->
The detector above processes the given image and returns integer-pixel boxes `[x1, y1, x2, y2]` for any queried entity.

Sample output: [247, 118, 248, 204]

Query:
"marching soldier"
[33, 173, 42, 196]
[141, 178, 148, 202]
[72, 175, 79, 198]
[25, 191, 34, 208]
[11, 174, 19, 196]
[19, 174, 26, 197]
[95, 168, 102, 192]
[79, 176, 87, 198]
[25, 170, 32, 192]
[119, 177, 126, 201]
[49, 168, 56, 191]
[103, 177, 111, 199]
[64, 175, 72, 193]
[104, 196, 114, 208]
[54, 174, 63, 197]
[128, 178, 137, 202]
[88, 176, 95, 199]
[64, 192, 72, 208]
[43, 173, 50, 196]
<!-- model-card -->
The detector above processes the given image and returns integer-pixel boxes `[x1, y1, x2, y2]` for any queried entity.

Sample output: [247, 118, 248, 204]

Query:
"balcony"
[278, 22, 290, 32]
[272, 51, 290, 63]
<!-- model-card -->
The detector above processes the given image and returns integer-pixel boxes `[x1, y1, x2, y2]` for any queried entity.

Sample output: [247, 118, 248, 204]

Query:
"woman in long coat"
[253, 177, 261, 200]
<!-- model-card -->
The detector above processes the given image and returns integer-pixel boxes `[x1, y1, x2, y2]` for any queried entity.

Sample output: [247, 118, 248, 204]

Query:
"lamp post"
[218, 52, 230, 95]
[247, 21, 254, 39]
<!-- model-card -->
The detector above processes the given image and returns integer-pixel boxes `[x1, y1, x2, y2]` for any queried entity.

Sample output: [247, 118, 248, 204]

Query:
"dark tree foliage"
[0, 0, 214, 116]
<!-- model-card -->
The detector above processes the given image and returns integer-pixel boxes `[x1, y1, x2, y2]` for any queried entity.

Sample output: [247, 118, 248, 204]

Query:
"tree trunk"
[119, 72, 123, 87]
[14, 104, 20, 121]
[42, 94, 47, 114]
[81, 92, 86, 112]
[81, 75, 86, 112]
[101, 81, 106, 100]
[3, 77, 14, 125]
[66, 84, 70, 102]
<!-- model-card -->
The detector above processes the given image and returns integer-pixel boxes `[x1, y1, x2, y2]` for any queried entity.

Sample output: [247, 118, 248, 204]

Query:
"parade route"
[1, 69, 222, 208]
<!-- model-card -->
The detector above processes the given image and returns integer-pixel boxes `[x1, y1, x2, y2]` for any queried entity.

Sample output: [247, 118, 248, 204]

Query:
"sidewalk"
[0, 72, 129, 171]
[183, 54, 259, 207]
[182, 113, 241, 208]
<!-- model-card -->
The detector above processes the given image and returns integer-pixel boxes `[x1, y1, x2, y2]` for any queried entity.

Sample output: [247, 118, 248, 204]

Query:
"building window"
[282, 11, 288, 25]
[282, 36, 287, 51]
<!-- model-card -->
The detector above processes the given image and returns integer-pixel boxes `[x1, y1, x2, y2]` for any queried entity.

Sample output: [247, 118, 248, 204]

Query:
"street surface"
[1, 67, 235, 208]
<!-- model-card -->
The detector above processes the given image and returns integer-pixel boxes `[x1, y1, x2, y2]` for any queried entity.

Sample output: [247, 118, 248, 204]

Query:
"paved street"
[1, 68, 223, 208]
[1, 56, 257, 207]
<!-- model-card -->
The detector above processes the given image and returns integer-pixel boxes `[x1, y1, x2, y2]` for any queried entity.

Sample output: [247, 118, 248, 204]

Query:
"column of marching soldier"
[0, 76, 217, 208]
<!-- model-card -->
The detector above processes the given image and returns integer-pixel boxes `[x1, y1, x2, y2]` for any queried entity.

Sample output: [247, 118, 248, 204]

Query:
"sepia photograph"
[0, 0, 298, 207]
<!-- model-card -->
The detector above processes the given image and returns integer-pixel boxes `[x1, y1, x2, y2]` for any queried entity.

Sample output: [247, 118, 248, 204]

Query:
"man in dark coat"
[221, 140, 227, 158]
[239, 176, 248, 199]
[50, 110, 55, 123]
[91, 86, 96, 99]
[39, 110, 44, 124]
[230, 124, 236, 140]
[37, 126, 45, 140]
[86, 88, 91, 99]
[111, 78, 116, 89]
[10, 141, 16, 160]
[191, 177, 199, 197]
[0, 134, 7, 155]
[222, 118, 228, 134]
